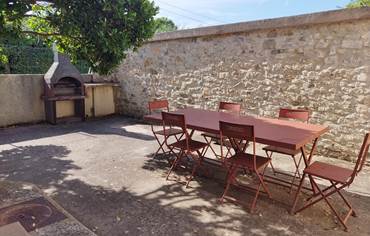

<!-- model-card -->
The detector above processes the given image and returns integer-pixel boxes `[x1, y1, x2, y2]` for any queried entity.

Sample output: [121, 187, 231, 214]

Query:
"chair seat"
[304, 161, 353, 184]
[154, 128, 183, 136]
[263, 145, 301, 156]
[201, 132, 221, 139]
[169, 139, 208, 152]
[228, 152, 271, 171]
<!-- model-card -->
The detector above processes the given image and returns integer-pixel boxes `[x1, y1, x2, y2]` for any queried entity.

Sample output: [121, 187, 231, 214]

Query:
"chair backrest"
[148, 100, 169, 114]
[219, 102, 241, 115]
[219, 121, 257, 169]
[162, 112, 186, 130]
[279, 108, 309, 122]
[161, 111, 189, 148]
[352, 133, 370, 180]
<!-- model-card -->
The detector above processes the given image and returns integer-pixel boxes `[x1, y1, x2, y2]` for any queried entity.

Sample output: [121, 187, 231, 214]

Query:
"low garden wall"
[0, 74, 118, 127]
[109, 8, 370, 161]
[0, 74, 45, 127]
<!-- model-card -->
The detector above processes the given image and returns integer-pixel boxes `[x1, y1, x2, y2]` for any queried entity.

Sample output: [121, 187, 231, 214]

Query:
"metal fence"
[0, 44, 89, 74]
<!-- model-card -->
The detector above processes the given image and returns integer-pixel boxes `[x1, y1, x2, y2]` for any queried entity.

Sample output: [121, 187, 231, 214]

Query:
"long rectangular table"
[144, 108, 329, 208]
[145, 108, 328, 151]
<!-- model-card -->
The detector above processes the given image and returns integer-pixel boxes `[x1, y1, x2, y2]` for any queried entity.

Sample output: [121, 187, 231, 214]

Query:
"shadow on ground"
[0, 119, 370, 235]
[142, 154, 370, 236]
[0, 116, 154, 145]
[0, 145, 76, 186]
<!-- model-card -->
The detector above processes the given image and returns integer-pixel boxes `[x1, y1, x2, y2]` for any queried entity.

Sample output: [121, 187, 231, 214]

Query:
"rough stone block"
[341, 39, 362, 49]
[263, 39, 276, 50]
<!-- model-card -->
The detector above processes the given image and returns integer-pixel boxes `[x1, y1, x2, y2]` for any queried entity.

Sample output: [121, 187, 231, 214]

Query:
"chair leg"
[197, 149, 210, 177]
[259, 165, 272, 198]
[203, 136, 219, 159]
[289, 154, 303, 192]
[294, 154, 303, 178]
[265, 150, 276, 175]
[311, 181, 349, 231]
[250, 181, 262, 213]
[307, 184, 337, 201]
[186, 155, 201, 188]
[152, 132, 168, 158]
[219, 165, 236, 203]
[225, 146, 232, 158]
[166, 150, 183, 180]
[152, 141, 167, 158]
[290, 172, 306, 214]
[250, 165, 271, 212]
[174, 133, 183, 142]
[331, 181, 356, 217]
[293, 178, 352, 231]
[295, 184, 342, 214]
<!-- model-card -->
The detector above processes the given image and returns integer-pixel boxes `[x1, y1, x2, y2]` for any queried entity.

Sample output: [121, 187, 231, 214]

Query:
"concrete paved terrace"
[0, 117, 370, 235]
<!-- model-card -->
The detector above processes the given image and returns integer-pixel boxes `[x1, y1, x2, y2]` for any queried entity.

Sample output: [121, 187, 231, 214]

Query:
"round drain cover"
[0, 203, 53, 230]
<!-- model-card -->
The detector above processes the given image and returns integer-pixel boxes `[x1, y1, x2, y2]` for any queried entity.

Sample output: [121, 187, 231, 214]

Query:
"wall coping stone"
[150, 7, 370, 42]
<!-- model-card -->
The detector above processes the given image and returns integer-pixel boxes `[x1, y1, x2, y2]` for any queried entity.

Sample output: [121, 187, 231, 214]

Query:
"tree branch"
[21, 30, 83, 40]
[22, 15, 50, 21]
[21, 30, 62, 37]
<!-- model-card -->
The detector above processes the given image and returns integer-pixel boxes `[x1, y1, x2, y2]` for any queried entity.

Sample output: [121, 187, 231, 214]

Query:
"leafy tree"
[0, 15, 48, 74]
[0, 0, 159, 75]
[346, 0, 370, 8]
[154, 17, 177, 33]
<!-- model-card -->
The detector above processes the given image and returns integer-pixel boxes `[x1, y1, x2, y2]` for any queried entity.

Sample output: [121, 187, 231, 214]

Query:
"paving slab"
[0, 222, 30, 236]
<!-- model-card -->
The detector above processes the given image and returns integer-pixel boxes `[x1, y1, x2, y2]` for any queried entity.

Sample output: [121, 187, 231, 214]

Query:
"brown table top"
[144, 108, 329, 150]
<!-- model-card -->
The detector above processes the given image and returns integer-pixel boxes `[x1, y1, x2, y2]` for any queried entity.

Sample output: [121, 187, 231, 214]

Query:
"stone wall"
[110, 8, 370, 161]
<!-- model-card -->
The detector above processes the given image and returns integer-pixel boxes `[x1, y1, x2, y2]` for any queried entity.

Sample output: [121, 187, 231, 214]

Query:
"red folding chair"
[291, 132, 370, 231]
[218, 121, 272, 212]
[263, 108, 310, 191]
[148, 100, 183, 158]
[162, 112, 208, 188]
[202, 102, 242, 159]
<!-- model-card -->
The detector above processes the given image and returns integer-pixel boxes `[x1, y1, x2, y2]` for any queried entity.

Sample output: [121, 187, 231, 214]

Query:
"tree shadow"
[0, 145, 77, 187]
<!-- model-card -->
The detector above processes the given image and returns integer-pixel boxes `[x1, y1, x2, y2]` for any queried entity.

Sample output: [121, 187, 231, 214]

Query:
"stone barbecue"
[43, 46, 85, 124]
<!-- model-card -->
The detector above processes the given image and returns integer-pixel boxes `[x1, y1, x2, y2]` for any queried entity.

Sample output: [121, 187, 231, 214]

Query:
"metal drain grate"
[0, 197, 67, 232]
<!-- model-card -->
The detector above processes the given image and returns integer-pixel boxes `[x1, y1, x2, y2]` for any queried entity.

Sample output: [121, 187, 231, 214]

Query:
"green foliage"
[0, 44, 90, 74]
[1, 0, 159, 75]
[0, 44, 53, 74]
[0, 22, 50, 74]
[154, 17, 177, 33]
[346, 0, 370, 8]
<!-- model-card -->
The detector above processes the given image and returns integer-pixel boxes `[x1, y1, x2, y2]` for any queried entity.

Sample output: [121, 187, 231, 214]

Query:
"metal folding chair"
[148, 100, 183, 158]
[162, 112, 208, 188]
[202, 102, 242, 159]
[263, 108, 310, 191]
[218, 121, 272, 212]
[291, 132, 370, 231]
